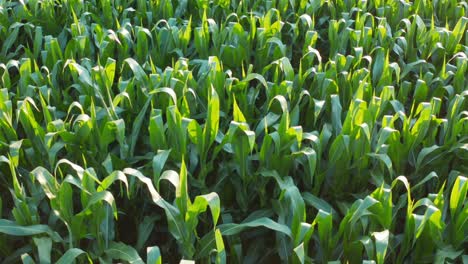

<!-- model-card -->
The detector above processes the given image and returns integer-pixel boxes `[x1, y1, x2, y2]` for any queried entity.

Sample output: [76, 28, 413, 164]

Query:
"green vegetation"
[0, 0, 467, 263]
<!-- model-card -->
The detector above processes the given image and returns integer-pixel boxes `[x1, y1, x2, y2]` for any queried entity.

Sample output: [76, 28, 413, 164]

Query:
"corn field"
[0, 0, 467, 263]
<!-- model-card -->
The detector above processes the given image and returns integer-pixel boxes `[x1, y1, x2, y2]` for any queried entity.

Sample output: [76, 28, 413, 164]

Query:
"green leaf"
[373, 230, 389, 264]
[31, 167, 58, 199]
[65, 60, 93, 87]
[450, 176, 467, 219]
[98, 171, 129, 197]
[189, 192, 220, 228]
[179, 260, 195, 264]
[347, 196, 379, 230]
[0, 219, 62, 242]
[124, 58, 148, 83]
[302, 192, 337, 216]
[136, 216, 157, 251]
[215, 229, 226, 264]
[104, 242, 144, 264]
[129, 96, 152, 156]
[219, 217, 292, 237]
[233, 96, 247, 123]
[56, 248, 87, 264]
[124, 168, 186, 241]
[21, 254, 36, 264]
[434, 246, 463, 263]
[176, 159, 190, 217]
[330, 94, 342, 135]
[243, 73, 268, 89]
[147, 246, 162, 264]
[152, 150, 171, 187]
[413, 171, 438, 191]
[79, 191, 118, 219]
[293, 243, 305, 264]
[33, 237, 52, 264]
[203, 86, 220, 150]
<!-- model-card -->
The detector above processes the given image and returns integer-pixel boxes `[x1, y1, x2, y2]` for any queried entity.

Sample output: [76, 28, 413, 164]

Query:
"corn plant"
[0, 0, 467, 263]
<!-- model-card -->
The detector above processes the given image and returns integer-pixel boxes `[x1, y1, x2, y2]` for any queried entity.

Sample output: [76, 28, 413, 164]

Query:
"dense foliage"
[0, 0, 467, 263]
